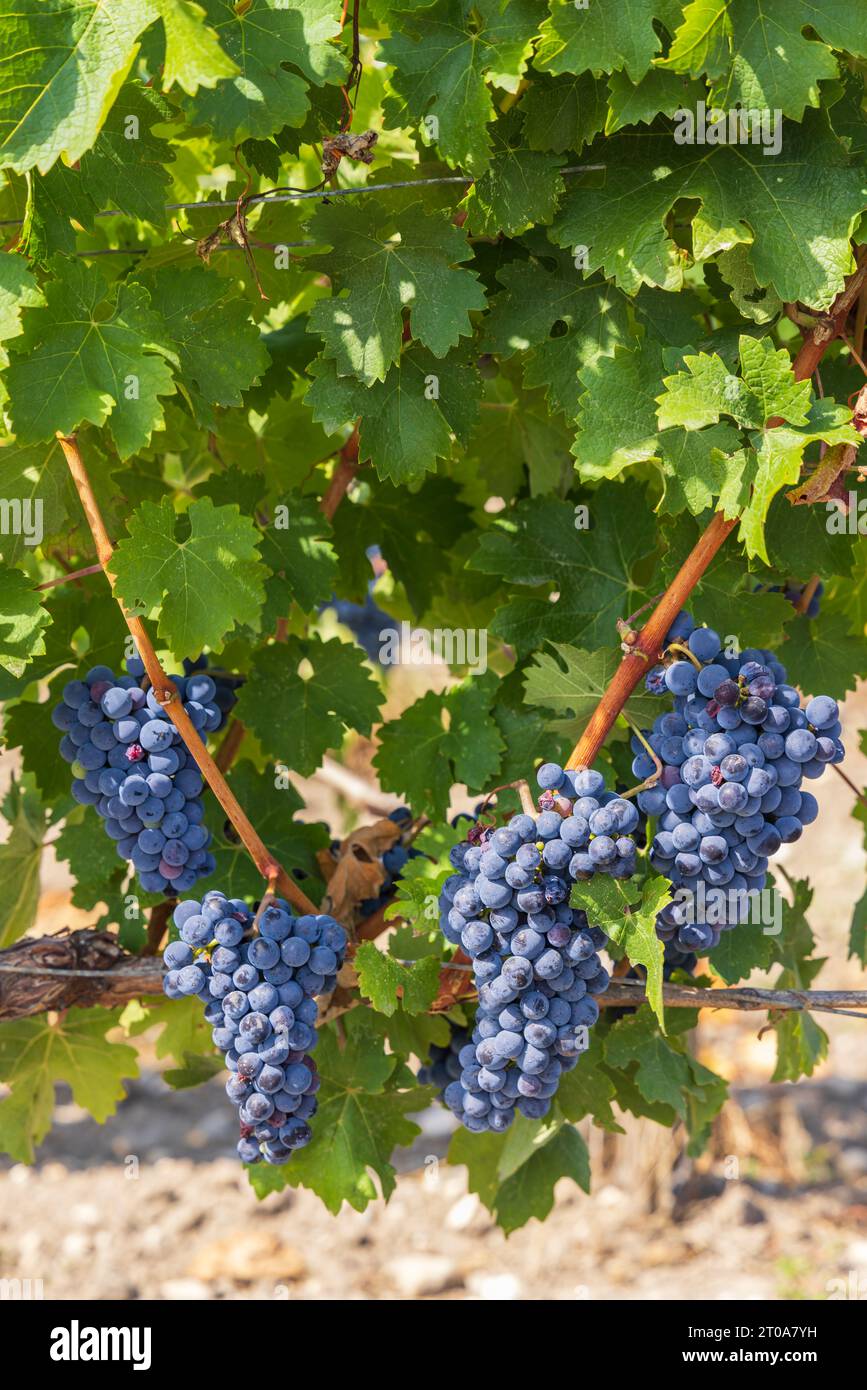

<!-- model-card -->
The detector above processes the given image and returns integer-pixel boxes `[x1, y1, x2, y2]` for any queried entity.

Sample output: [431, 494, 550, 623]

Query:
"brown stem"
[144, 900, 173, 956]
[831, 761, 867, 814]
[56, 433, 318, 916]
[320, 429, 359, 521]
[794, 574, 821, 615]
[36, 562, 103, 590]
[214, 718, 246, 774]
[565, 511, 737, 769]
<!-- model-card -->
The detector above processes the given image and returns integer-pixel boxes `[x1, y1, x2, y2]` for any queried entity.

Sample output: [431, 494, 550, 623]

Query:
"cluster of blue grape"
[418, 1022, 470, 1095]
[640, 611, 843, 953]
[437, 767, 618, 1131]
[53, 658, 218, 896]
[163, 890, 347, 1166]
[182, 653, 242, 729]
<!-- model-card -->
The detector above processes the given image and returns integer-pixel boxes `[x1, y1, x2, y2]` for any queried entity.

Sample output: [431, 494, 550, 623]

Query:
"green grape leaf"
[4, 259, 176, 459]
[482, 251, 629, 419]
[136, 267, 269, 424]
[2, 699, 72, 802]
[122, 994, 215, 1067]
[374, 674, 505, 818]
[235, 634, 382, 776]
[149, 0, 239, 95]
[0, 0, 150, 174]
[605, 67, 705, 133]
[715, 245, 784, 325]
[23, 82, 175, 260]
[354, 943, 441, 1017]
[572, 874, 669, 1028]
[656, 423, 742, 515]
[603, 1007, 691, 1112]
[573, 342, 665, 477]
[553, 114, 867, 310]
[781, 610, 867, 700]
[0, 1007, 138, 1162]
[520, 71, 607, 154]
[660, 0, 732, 79]
[0, 776, 47, 948]
[250, 1010, 431, 1210]
[382, 0, 539, 173]
[111, 496, 266, 656]
[53, 816, 128, 918]
[307, 197, 485, 383]
[330, 475, 473, 615]
[849, 881, 867, 968]
[469, 488, 657, 656]
[450, 1116, 590, 1233]
[187, 0, 347, 141]
[556, 1028, 623, 1132]
[536, 0, 663, 83]
[708, 0, 867, 122]
[461, 112, 565, 237]
[0, 565, 49, 678]
[738, 403, 862, 563]
[708, 921, 776, 984]
[307, 349, 480, 484]
[258, 499, 337, 614]
[523, 643, 662, 740]
[771, 1011, 828, 1082]
[0, 252, 43, 359]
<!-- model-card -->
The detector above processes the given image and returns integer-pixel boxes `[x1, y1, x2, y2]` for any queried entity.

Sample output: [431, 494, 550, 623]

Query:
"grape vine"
[0, 0, 865, 1234]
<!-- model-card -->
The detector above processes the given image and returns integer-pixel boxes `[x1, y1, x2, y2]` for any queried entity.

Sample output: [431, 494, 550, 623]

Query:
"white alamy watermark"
[50, 1320, 151, 1371]
[673, 103, 782, 156]
[827, 493, 867, 533]
[0, 497, 42, 546]
[0, 1277, 43, 1299]
[378, 622, 487, 674]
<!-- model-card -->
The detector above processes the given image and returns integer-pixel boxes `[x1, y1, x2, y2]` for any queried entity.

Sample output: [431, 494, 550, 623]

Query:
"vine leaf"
[450, 1116, 590, 1233]
[374, 673, 505, 818]
[186, 0, 348, 142]
[536, 0, 663, 83]
[703, 0, 867, 122]
[553, 114, 867, 310]
[258, 498, 337, 615]
[520, 71, 607, 154]
[150, 0, 239, 95]
[235, 634, 383, 777]
[0, 777, 47, 948]
[0, 1007, 139, 1163]
[4, 260, 176, 459]
[249, 1011, 434, 1210]
[0, 253, 44, 368]
[738, 402, 861, 563]
[308, 195, 486, 384]
[0, 566, 50, 679]
[482, 251, 629, 419]
[307, 350, 480, 484]
[354, 944, 441, 1017]
[137, 266, 270, 425]
[111, 497, 266, 654]
[781, 610, 867, 701]
[461, 111, 565, 237]
[468, 489, 657, 656]
[382, 0, 539, 173]
[524, 644, 662, 739]
[571, 874, 669, 1028]
[22, 82, 176, 260]
[0, 0, 149, 174]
